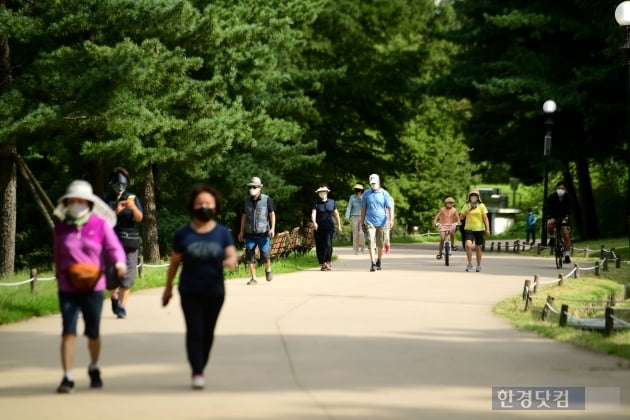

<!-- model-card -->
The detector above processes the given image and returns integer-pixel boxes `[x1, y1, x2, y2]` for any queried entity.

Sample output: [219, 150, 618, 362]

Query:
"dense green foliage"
[1, 0, 628, 272]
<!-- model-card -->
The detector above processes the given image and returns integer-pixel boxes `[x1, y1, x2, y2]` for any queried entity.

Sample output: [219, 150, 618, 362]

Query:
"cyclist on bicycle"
[544, 181, 573, 264]
[433, 196, 459, 259]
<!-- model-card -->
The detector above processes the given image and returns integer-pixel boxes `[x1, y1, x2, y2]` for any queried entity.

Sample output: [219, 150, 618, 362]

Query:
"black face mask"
[193, 207, 215, 222]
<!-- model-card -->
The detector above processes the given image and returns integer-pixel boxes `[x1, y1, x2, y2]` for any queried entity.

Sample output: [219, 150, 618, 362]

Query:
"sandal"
[436, 253, 442, 260]
[452, 245, 458, 251]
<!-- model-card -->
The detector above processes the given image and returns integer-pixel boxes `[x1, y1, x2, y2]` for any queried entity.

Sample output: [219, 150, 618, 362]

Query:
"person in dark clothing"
[162, 185, 237, 390]
[103, 167, 143, 319]
[544, 181, 573, 263]
[311, 184, 342, 271]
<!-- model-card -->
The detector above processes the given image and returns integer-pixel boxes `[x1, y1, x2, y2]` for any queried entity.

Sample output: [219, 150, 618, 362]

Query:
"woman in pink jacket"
[53, 180, 126, 393]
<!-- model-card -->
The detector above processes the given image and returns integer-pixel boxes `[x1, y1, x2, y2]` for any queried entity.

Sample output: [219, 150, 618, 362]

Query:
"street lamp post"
[615, 2, 630, 254]
[541, 99, 556, 247]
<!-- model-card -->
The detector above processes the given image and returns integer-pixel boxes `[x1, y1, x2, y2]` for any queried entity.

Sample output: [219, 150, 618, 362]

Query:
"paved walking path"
[1, 243, 628, 419]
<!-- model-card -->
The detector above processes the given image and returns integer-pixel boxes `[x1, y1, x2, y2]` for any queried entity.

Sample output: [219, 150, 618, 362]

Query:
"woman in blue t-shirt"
[311, 184, 342, 271]
[162, 185, 237, 390]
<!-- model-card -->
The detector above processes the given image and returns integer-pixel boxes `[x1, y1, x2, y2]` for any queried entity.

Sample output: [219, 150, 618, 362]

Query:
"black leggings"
[180, 293, 225, 376]
[314, 228, 334, 264]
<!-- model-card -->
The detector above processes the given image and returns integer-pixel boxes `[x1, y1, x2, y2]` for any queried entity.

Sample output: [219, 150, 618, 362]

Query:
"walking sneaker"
[192, 374, 205, 390]
[564, 255, 571, 264]
[265, 270, 273, 281]
[111, 295, 120, 316]
[475, 266, 481, 272]
[57, 377, 75, 393]
[320, 264, 327, 271]
[370, 263, 376, 272]
[375, 259, 382, 270]
[116, 306, 127, 319]
[465, 264, 473, 272]
[247, 278, 258, 285]
[88, 367, 102, 388]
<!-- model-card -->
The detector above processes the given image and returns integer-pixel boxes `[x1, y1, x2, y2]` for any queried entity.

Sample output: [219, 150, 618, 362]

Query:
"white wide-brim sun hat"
[53, 180, 117, 227]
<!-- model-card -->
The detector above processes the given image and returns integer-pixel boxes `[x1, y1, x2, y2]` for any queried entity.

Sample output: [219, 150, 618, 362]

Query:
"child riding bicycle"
[433, 197, 460, 259]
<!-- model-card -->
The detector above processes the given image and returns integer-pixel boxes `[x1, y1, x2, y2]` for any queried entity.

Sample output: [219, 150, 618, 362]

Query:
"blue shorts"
[245, 236, 271, 264]
[58, 291, 104, 338]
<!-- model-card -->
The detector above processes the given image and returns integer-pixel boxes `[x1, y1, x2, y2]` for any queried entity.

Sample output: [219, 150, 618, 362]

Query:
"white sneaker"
[192, 374, 205, 389]
[476, 266, 481, 272]
[465, 264, 473, 272]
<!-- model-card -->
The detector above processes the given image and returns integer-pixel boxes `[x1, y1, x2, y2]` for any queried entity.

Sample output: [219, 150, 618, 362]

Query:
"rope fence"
[521, 249, 630, 336]
[0, 256, 169, 294]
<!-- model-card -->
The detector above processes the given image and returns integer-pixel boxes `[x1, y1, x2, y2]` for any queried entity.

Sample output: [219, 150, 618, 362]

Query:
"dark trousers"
[526, 229, 536, 243]
[314, 228, 334, 264]
[180, 293, 225, 376]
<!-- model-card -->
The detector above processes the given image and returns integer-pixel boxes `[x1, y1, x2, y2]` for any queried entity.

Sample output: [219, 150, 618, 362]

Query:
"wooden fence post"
[558, 273, 563, 286]
[573, 265, 579, 278]
[600, 245, 605, 259]
[537, 244, 542, 255]
[559, 304, 568, 327]
[522, 279, 530, 301]
[30, 268, 38, 295]
[594, 262, 600, 276]
[533, 275, 539, 294]
[524, 289, 531, 311]
[138, 255, 144, 279]
[541, 295, 554, 321]
[604, 307, 614, 336]
[497, 242, 501, 252]
[603, 258, 608, 272]
[625, 284, 630, 300]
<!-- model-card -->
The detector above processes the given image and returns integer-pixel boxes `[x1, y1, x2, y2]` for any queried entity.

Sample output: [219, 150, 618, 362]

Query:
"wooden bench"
[282, 227, 300, 257]
[295, 223, 315, 255]
[269, 231, 289, 261]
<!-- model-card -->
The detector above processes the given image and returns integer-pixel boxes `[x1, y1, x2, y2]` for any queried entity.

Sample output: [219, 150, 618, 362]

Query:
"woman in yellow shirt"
[459, 190, 491, 272]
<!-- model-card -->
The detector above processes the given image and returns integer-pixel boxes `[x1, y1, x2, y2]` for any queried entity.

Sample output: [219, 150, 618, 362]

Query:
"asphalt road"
[1, 243, 628, 419]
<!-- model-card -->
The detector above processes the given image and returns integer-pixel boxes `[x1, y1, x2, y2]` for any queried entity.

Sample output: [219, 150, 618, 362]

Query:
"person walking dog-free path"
[311, 184, 343, 271]
[162, 186, 238, 390]
[53, 180, 127, 393]
[459, 189, 490, 272]
[360, 174, 394, 272]
[237, 177, 276, 285]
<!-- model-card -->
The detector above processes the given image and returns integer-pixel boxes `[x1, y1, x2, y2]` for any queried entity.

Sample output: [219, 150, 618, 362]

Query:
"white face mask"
[318, 192, 328, 200]
[370, 183, 380, 191]
[249, 187, 261, 196]
[67, 202, 90, 219]
[556, 189, 565, 196]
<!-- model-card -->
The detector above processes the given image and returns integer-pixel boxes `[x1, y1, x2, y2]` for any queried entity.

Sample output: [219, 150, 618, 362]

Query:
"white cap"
[247, 177, 263, 187]
[315, 186, 330, 193]
[369, 174, 380, 184]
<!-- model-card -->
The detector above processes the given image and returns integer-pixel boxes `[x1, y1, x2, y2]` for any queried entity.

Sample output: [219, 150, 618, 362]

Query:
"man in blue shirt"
[360, 174, 394, 272]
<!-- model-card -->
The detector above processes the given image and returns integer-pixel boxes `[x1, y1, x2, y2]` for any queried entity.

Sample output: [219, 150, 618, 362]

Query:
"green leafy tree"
[439, 0, 628, 239]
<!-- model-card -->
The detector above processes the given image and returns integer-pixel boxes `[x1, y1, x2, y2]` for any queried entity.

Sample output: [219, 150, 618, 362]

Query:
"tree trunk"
[0, 19, 16, 276]
[0, 141, 17, 276]
[575, 158, 599, 240]
[141, 164, 160, 263]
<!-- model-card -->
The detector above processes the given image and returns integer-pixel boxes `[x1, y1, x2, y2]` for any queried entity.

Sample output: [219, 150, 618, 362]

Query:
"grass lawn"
[494, 236, 630, 361]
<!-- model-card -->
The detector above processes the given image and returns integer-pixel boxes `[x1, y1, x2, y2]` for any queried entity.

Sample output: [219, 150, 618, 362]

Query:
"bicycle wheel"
[555, 241, 563, 269]
[444, 241, 450, 266]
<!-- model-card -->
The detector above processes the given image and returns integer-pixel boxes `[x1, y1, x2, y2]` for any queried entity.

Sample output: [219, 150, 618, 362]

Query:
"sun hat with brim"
[444, 197, 455, 204]
[353, 183, 364, 190]
[247, 177, 263, 187]
[53, 180, 117, 227]
[315, 186, 331, 193]
[468, 189, 482, 203]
